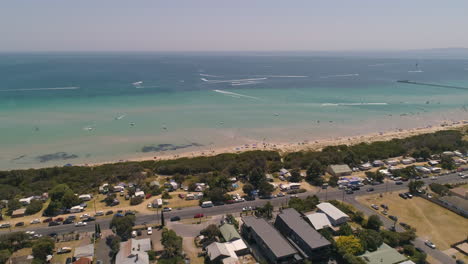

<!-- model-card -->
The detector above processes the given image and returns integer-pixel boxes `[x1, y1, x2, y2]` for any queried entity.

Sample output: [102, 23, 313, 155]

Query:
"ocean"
[1, 53, 468, 170]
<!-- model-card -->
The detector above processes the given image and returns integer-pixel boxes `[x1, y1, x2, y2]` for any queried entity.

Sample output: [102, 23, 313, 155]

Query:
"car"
[399, 193, 408, 199]
[67, 215, 77, 220]
[131, 231, 137, 238]
[147, 227, 152, 235]
[83, 217, 96, 222]
[401, 177, 409, 182]
[114, 213, 124, 217]
[48, 232, 58, 237]
[75, 222, 87, 227]
[290, 194, 298, 198]
[382, 210, 388, 215]
[54, 217, 64, 222]
[0, 223, 11, 229]
[277, 192, 285, 197]
[57, 247, 72, 254]
[388, 226, 396, 232]
[415, 247, 424, 253]
[213, 201, 225, 206]
[147, 203, 152, 208]
[345, 189, 354, 194]
[389, 215, 398, 221]
[170, 216, 181, 222]
[66, 257, 73, 264]
[424, 240, 436, 249]
[63, 219, 74, 225]
[194, 213, 204, 218]
[163, 207, 172, 212]
[351, 186, 360, 191]
[145, 194, 152, 199]
[106, 210, 114, 215]
[399, 222, 411, 229]
[430, 176, 437, 180]
[380, 204, 388, 210]
[395, 181, 403, 185]
[366, 188, 374, 192]
[405, 193, 413, 198]
[48, 221, 61, 226]
[15, 222, 24, 227]
[178, 194, 185, 199]
[43, 217, 53, 223]
[30, 219, 41, 224]
[371, 204, 379, 210]
[125, 211, 135, 216]
[80, 214, 90, 219]
[95, 211, 104, 216]
[137, 230, 142, 236]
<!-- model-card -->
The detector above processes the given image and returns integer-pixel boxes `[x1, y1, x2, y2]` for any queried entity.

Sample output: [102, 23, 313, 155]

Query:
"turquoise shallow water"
[0, 53, 467, 169]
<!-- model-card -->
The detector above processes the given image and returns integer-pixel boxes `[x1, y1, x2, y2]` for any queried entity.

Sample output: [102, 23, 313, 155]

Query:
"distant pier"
[397, 80, 468, 90]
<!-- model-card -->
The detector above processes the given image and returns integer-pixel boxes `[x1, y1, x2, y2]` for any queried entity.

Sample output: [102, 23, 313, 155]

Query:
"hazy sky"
[1, 0, 467, 52]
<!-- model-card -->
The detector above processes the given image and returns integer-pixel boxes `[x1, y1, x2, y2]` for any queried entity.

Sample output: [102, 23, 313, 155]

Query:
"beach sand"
[80, 120, 468, 167]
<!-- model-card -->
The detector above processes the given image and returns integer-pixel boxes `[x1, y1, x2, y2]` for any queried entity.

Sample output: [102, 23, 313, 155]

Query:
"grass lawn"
[51, 240, 84, 264]
[357, 192, 468, 251]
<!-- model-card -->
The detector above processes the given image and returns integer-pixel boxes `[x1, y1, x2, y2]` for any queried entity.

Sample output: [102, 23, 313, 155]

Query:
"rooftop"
[115, 238, 151, 264]
[317, 202, 349, 221]
[242, 216, 297, 259]
[277, 209, 331, 249]
[305, 212, 332, 230]
[220, 223, 241, 241]
[73, 244, 94, 259]
[329, 164, 352, 173]
[360, 243, 408, 264]
[206, 242, 237, 261]
[440, 196, 468, 211]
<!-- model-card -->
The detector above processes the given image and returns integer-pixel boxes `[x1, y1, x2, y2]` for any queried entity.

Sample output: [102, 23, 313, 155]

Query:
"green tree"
[200, 224, 221, 240]
[130, 196, 143, 205]
[440, 155, 455, 170]
[249, 168, 265, 188]
[25, 200, 43, 215]
[408, 180, 425, 194]
[357, 229, 383, 252]
[338, 223, 353, 236]
[162, 192, 172, 199]
[32, 237, 54, 263]
[0, 249, 11, 264]
[336, 235, 364, 255]
[328, 176, 339, 187]
[366, 215, 383, 231]
[429, 183, 450, 196]
[43, 200, 63, 217]
[7, 199, 22, 216]
[161, 228, 183, 258]
[61, 190, 80, 209]
[256, 201, 274, 219]
[226, 214, 239, 229]
[49, 184, 72, 201]
[104, 193, 117, 206]
[258, 180, 274, 197]
[106, 235, 121, 260]
[242, 183, 254, 197]
[289, 169, 302, 182]
[110, 215, 135, 241]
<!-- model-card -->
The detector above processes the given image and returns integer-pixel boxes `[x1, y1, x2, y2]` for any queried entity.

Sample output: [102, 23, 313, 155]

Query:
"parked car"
[75, 222, 87, 227]
[178, 194, 185, 199]
[54, 217, 64, 222]
[382, 210, 388, 215]
[147, 227, 152, 235]
[48, 221, 61, 227]
[389, 215, 398, 221]
[30, 219, 41, 224]
[430, 176, 437, 180]
[194, 213, 204, 218]
[277, 192, 285, 197]
[170, 216, 181, 222]
[399, 193, 408, 199]
[95, 211, 104, 217]
[15, 222, 24, 227]
[380, 204, 388, 210]
[371, 204, 379, 210]
[366, 188, 374, 192]
[163, 207, 172, 212]
[43, 218, 53, 223]
[83, 217, 95, 222]
[345, 189, 354, 194]
[106, 210, 114, 215]
[424, 240, 436, 249]
[57, 247, 72, 254]
[63, 219, 74, 225]
[399, 222, 411, 230]
[145, 194, 152, 199]
[405, 193, 413, 198]
[395, 181, 403, 185]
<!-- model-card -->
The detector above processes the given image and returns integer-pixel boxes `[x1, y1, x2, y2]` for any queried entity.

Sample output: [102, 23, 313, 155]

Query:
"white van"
[201, 201, 214, 208]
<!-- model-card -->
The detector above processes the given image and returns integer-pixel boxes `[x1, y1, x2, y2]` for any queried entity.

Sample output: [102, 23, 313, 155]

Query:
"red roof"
[72, 257, 92, 264]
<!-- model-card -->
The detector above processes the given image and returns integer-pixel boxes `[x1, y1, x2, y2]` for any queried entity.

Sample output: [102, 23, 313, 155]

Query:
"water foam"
[201, 77, 267, 84]
[213, 89, 261, 100]
[0, 87, 80, 92]
[408, 70, 424, 73]
[199, 73, 221, 78]
[322, 102, 388, 106]
[320, 74, 359, 78]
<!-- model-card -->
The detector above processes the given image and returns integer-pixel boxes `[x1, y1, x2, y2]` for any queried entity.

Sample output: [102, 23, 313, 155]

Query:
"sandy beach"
[80, 120, 468, 167]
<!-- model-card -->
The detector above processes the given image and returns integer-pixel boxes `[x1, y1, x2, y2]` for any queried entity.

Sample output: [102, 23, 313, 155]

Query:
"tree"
[357, 229, 383, 252]
[161, 228, 183, 258]
[242, 183, 254, 197]
[289, 169, 302, 183]
[110, 215, 135, 241]
[366, 215, 383, 231]
[440, 155, 455, 170]
[225, 214, 239, 229]
[104, 193, 116, 206]
[200, 224, 221, 240]
[0, 249, 11, 264]
[61, 190, 80, 209]
[43, 200, 63, 217]
[256, 201, 273, 219]
[49, 184, 72, 201]
[162, 192, 172, 199]
[106, 235, 121, 259]
[328, 176, 339, 187]
[306, 159, 324, 178]
[32, 237, 54, 263]
[429, 183, 450, 196]
[336, 235, 363, 255]
[248, 168, 265, 188]
[205, 187, 227, 203]
[130, 196, 143, 205]
[408, 180, 425, 194]
[365, 171, 384, 183]
[258, 180, 274, 197]
[6, 199, 22, 216]
[338, 223, 353, 236]
[25, 200, 43, 215]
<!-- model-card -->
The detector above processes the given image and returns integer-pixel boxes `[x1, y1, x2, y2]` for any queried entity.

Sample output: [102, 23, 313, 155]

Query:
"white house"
[19, 197, 34, 205]
[134, 191, 145, 198]
[386, 159, 400, 166]
[305, 212, 333, 230]
[70, 205, 84, 213]
[316, 202, 350, 226]
[401, 158, 415, 165]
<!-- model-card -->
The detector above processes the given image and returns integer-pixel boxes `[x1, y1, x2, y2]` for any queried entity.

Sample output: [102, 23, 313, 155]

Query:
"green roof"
[219, 224, 241, 242]
[361, 243, 408, 264]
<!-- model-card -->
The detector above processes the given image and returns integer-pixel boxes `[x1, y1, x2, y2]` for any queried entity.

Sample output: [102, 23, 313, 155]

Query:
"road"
[1, 172, 464, 263]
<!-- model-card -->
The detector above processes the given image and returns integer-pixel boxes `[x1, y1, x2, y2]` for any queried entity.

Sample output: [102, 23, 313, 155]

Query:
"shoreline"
[79, 120, 468, 168]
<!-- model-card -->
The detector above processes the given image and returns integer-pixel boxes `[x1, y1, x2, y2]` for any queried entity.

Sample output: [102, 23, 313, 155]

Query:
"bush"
[162, 192, 172, 199]
[25, 200, 43, 215]
[130, 196, 143, 206]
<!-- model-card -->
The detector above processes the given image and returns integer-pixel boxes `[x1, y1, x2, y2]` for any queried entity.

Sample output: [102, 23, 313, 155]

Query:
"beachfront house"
[359, 163, 373, 171]
[360, 243, 409, 264]
[327, 164, 352, 177]
[115, 238, 152, 264]
[386, 159, 400, 166]
[401, 158, 415, 165]
[275, 208, 331, 260]
[316, 202, 350, 226]
[242, 216, 300, 264]
[305, 212, 333, 230]
[372, 160, 385, 167]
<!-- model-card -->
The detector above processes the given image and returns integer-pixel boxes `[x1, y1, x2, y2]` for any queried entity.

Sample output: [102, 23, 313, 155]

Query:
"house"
[220, 223, 242, 242]
[242, 216, 300, 264]
[195, 183, 206, 192]
[378, 169, 392, 177]
[316, 202, 350, 225]
[305, 212, 333, 230]
[206, 242, 238, 263]
[19, 197, 34, 206]
[275, 209, 331, 260]
[115, 238, 152, 264]
[78, 194, 92, 201]
[439, 196, 468, 217]
[386, 159, 399, 166]
[372, 160, 385, 167]
[360, 243, 408, 264]
[113, 185, 125, 192]
[289, 183, 301, 190]
[12, 208, 26, 218]
[450, 187, 468, 199]
[415, 166, 431, 174]
[164, 181, 179, 191]
[428, 160, 439, 166]
[73, 244, 94, 263]
[265, 174, 274, 182]
[442, 151, 455, 157]
[149, 181, 160, 188]
[279, 168, 290, 177]
[186, 193, 195, 200]
[327, 164, 352, 177]
[430, 167, 441, 173]
[401, 158, 415, 165]
[134, 191, 145, 198]
[73, 258, 92, 264]
[152, 198, 163, 208]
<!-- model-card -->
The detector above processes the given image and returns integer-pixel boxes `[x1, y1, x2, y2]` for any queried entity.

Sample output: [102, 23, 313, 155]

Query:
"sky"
[0, 0, 467, 52]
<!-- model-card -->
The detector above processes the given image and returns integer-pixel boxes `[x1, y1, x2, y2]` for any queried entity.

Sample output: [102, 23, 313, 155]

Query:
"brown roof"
[72, 258, 92, 264]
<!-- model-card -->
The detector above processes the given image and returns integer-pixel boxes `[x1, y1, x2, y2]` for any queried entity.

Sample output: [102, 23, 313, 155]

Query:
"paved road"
[1, 173, 464, 263]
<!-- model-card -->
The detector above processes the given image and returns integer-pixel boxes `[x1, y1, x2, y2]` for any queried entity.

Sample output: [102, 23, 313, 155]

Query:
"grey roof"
[73, 244, 94, 258]
[242, 216, 297, 258]
[277, 209, 331, 249]
[219, 223, 241, 241]
[440, 196, 468, 211]
[115, 238, 151, 264]
[328, 164, 352, 173]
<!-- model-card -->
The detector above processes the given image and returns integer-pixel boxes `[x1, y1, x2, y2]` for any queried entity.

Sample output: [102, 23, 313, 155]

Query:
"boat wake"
[201, 77, 267, 84]
[322, 102, 388, 106]
[0, 87, 80, 92]
[115, 114, 126, 120]
[320, 74, 359, 78]
[408, 70, 424, 73]
[199, 73, 221, 78]
[258, 75, 308, 78]
[213, 90, 261, 100]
